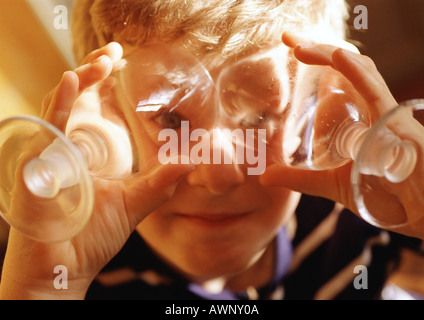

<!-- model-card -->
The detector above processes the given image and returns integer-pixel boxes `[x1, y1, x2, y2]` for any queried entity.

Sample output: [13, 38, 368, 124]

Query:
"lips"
[174, 211, 252, 226]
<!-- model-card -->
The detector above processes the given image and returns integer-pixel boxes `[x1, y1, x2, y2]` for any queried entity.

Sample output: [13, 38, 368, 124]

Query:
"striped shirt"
[86, 195, 422, 300]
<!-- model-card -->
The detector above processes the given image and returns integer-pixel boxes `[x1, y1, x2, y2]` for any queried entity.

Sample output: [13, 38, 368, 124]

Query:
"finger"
[282, 31, 359, 67]
[332, 48, 397, 113]
[282, 31, 359, 53]
[282, 31, 317, 48]
[72, 43, 123, 94]
[283, 32, 332, 65]
[74, 55, 114, 93]
[283, 32, 397, 116]
[40, 88, 54, 118]
[259, 163, 352, 208]
[43, 71, 79, 131]
[42, 55, 114, 131]
[123, 158, 195, 227]
[295, 44, 397, 115]
[260, 164, 332, 196]
[294, 43, 336, 66]
[40, 44, 122, 120]
[81, 42, 123, 66]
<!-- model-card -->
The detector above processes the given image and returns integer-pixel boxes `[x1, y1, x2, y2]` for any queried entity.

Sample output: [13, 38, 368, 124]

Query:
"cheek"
[259, 187, 301, 229]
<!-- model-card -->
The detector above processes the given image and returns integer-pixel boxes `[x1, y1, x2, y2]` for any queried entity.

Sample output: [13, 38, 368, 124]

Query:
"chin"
[165, 236, 270, 283]
[177, 252, 257, 282]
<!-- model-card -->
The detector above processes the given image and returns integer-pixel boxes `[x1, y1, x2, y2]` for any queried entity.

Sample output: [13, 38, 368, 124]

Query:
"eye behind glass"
[154, 111, 183, 129]
[239, 112, 269, 129]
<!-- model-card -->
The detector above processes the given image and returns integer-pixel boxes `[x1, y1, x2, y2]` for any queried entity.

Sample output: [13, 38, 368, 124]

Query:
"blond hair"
[72, 0, 349, 64]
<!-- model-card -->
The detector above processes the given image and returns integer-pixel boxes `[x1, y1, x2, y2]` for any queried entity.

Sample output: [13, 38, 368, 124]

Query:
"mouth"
[174, 211, 253, 227]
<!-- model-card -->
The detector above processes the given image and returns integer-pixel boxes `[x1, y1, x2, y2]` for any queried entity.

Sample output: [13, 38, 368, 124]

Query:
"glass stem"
[336, 121, 417, 183]
[23, 129, 108, 199]
[336, 121, 369, 160]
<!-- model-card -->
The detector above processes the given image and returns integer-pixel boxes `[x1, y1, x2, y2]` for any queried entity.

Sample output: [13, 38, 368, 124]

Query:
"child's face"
[117, 41, 300, 279]
[138, 174, 299, 279]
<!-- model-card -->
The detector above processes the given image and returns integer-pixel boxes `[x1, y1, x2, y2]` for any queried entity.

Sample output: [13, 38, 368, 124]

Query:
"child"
[0, 0, 422, 300]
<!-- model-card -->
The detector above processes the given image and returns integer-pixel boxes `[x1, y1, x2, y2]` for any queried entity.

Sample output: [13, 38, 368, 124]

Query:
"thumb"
[260, 163, 352, 206]
[123, 157, 194, 226]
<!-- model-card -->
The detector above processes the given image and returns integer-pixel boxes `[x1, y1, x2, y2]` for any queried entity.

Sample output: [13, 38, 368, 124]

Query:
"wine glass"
[270, 59, 424, 229]
[0, 41, 220, 243]
[0, 75, 135, 243]
[272, 62, 372, 170]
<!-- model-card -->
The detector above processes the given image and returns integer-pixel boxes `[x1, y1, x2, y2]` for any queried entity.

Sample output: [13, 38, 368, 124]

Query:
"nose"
[186, 162, 245, 195]
[186, 128, 245, 195]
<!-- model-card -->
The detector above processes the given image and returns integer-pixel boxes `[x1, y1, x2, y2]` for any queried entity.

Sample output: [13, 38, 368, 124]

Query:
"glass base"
[0, 116, 93, 242]
[352, 100, 424, 229]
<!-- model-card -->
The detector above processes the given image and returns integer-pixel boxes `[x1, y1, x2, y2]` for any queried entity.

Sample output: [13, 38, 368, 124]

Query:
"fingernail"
[106, 42, 124, 63]
[92, 55, 111, 65]
[62, 70, 73, 80]
[296, 43, 316, 50]
[333, 48, 359, 63]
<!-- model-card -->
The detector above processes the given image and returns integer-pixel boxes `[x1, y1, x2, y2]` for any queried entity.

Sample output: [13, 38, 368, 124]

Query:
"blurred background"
[0, 0, 73, 122]
[0, 0, 423, 299]
[347, 0, 424, 101]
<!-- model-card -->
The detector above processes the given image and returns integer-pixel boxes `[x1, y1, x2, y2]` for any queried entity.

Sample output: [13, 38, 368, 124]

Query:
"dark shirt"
[86, 195, 422, 300]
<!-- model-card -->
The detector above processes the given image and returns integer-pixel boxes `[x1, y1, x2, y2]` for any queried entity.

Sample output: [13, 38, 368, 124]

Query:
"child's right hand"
[0, 43, 194, 299]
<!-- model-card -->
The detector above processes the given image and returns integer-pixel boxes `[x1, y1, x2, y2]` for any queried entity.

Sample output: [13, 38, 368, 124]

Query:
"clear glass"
[271, 62, 372, 170]
[117, 43, 290, 176]
[244, 54, 424, 229]
[352, 100, 424, 228]
[0, 76, 136, 243]
[0, 116, 93, 242]
[118, 43, 219, 136]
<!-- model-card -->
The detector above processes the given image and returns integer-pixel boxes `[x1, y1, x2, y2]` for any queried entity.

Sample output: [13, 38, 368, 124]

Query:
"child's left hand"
[260, 32, 424, 239]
